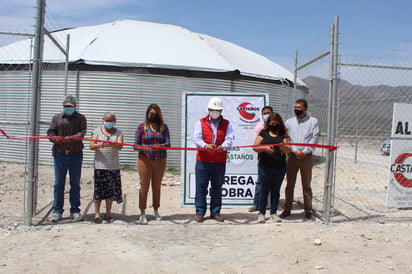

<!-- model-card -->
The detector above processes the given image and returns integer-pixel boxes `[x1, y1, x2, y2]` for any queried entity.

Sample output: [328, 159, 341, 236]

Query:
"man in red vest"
[193, 97, 234, 222]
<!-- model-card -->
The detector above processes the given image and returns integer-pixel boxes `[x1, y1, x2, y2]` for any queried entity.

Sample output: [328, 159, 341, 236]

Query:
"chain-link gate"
[299, 27, 412, 223]
[0, 0, 70, 225]
[0, 31, 35, 223]
[330, 57, 412, 223]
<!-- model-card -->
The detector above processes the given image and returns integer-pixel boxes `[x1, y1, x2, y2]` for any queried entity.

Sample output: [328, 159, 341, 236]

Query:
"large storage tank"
[0, 20, 307, 168]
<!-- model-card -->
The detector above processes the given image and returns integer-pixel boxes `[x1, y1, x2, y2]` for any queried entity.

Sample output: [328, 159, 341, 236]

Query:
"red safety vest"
[196, 115, 229, 163]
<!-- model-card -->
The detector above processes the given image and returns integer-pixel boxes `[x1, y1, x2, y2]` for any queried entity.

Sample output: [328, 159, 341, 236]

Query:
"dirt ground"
[1, 162, 412, 273]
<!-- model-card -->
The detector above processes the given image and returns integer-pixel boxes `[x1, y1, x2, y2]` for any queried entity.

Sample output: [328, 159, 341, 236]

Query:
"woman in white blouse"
[90, 112, 124, 224]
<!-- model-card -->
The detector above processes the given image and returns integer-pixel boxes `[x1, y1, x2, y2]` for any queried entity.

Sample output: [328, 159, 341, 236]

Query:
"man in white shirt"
[193, 97, 234, 222]
[279, 99, 319, 220]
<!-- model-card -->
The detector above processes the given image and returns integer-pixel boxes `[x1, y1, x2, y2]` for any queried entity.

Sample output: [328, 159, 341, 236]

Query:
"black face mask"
[294, 109, 304, 116]
[149, 114, 160, 123]
[268, 124, 280, 132]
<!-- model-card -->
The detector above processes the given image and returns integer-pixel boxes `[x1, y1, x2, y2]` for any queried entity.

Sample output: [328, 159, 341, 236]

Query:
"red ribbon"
[0, 128, 338, 152]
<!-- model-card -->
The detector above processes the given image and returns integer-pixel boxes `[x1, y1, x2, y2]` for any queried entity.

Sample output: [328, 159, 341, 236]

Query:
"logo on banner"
[391, 152, 412, 188]
[237, 102, 260, 123]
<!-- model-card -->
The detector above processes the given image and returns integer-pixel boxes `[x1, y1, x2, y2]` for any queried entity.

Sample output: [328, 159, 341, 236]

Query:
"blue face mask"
[103, 122, 115, 129]
[263, 114, 270, 122]
[63, 107, 75, 116]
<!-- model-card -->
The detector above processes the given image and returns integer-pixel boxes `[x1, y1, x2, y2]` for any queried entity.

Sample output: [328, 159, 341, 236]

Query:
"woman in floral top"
[134, 104, 170, 224]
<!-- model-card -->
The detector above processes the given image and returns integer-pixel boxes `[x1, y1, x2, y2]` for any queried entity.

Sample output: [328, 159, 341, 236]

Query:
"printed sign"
[181, 93, 268, 207]
[387, 103, 412, 208]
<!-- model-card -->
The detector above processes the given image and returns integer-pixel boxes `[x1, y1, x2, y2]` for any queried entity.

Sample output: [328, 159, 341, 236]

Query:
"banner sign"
[387, 103, 412, 208]
[181, 93, 268, 207]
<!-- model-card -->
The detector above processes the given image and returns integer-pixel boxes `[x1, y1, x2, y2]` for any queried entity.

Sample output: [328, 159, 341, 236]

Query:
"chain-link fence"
[291, 15, 412, 224]
[2, 11, 412, 225]
[0, 23, 69, 221]
[302, 54, 412, 223]
[0, 32, 35, 220]
[0, 32, 34, 154]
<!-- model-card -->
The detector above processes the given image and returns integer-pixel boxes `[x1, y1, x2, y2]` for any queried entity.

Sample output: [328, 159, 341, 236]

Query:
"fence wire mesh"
[1, 24, 68, 220]
[0, 32, 34, 221]
[2, 14, 412, 225]
[303, 56, 412, 223]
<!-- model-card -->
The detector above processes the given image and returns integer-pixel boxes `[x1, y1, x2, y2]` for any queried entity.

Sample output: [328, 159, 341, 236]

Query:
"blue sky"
[1, 0, 412, 83]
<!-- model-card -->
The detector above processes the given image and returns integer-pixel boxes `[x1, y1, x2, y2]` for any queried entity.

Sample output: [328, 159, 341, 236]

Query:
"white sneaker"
[270, 213, 282, 222]
[70, 212, 84, 222]
[257, 213, 265, 223]
[154, 211, 162, 221]
[139, 214, 148, 225]
[50, 213, 62, 222]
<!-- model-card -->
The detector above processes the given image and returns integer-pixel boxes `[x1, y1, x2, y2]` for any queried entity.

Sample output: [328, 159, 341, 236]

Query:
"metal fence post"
[323, 16, 339, 224]
[25, 0, 46, 226]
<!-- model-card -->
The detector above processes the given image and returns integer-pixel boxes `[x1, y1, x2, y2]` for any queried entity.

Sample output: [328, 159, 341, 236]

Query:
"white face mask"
[209, 110, 221, 120]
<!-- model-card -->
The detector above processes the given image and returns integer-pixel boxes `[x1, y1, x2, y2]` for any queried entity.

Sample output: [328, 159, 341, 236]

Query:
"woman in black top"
[253, 113, 291, 223]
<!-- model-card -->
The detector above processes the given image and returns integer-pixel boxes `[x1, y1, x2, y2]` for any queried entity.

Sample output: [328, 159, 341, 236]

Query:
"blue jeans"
[253, 180, 261, 207]
[195, 161, 226, 216]
[258, 165, 286, 215]
[53, 151, 83, 214]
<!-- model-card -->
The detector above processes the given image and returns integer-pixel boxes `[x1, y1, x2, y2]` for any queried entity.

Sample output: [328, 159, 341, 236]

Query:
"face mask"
[63, 107, 75, 116]
[263, 114, 270, 122]
[209, 110, 221, 120]
[269, 124, 280, 132]
[103, 122, 115, 129]
[149, 114, 160, 123]
[294, 109, 304, 116]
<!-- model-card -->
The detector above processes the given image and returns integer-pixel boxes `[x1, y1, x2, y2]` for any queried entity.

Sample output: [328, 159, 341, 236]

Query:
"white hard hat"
[207, 97, 223, 110]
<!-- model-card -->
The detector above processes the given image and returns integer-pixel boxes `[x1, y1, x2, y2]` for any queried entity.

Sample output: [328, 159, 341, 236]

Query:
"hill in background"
[304, 76, 412, 140]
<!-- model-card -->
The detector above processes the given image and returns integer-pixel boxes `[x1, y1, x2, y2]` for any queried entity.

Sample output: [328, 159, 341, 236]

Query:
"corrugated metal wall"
[2, 69, 297, 169]
[0, 71, 32, 163]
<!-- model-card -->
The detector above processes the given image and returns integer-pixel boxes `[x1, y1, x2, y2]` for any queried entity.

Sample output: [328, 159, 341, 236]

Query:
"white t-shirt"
[92, 126, 123, 170]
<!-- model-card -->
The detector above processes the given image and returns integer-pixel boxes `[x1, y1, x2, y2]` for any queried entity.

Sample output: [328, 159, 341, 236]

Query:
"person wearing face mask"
[280, 99, 319, 220]
[47, 95, 87, 222]
[193, 97, 234, 222]
[249, 106, 274, 212]
[253, 113, 291, 223]
[134, 104, 170, 225]
[90, 112, 124, 223]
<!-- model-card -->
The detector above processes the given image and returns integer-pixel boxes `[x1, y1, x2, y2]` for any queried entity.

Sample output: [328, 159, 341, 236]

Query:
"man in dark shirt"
[47, 95, 87, 222]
